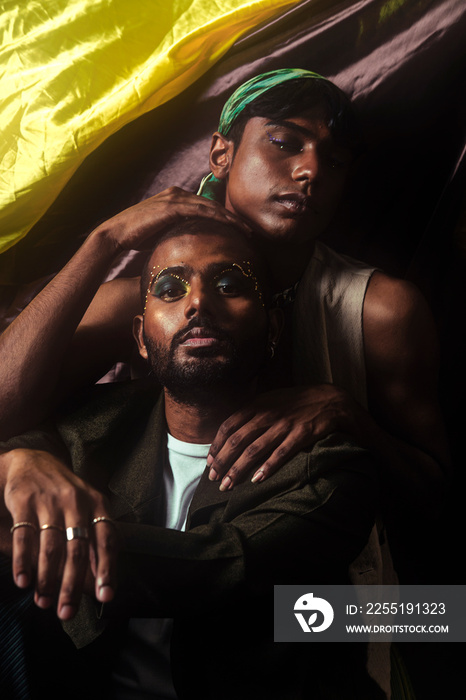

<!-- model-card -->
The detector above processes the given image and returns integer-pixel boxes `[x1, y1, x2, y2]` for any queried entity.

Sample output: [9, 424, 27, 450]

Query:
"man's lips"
[178, 327, 225, 347]
[274, 192, 317, 215]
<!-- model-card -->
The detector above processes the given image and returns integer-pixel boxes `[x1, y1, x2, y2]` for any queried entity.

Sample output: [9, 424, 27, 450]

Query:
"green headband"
[198, 68, 327, 201]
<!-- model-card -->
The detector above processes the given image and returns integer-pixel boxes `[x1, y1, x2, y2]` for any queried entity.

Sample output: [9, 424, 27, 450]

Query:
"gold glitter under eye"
[143, 260, 264, 312]
[152, 274, 190, 301]
[144, 266, 190, 312]
[216, 262, 263, 306]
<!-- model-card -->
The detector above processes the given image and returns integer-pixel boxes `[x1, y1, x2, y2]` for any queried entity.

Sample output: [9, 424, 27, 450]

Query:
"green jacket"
[3, 379, 386, 699]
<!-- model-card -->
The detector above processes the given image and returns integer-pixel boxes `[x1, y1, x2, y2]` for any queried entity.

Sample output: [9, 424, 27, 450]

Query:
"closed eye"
[266, 130, 303, 153]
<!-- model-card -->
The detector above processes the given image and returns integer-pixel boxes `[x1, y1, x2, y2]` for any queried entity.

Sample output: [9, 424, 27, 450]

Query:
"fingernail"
[251, 470, 264, 484]
[219, 476, 232, 492]
[37, 595, 53, 609]
[206, 454, 213, 466]
[98, 585, 114, 603]
[16, 573, 29, 588]
[58, 605, 75, 620]
[208, 467, 218, 481]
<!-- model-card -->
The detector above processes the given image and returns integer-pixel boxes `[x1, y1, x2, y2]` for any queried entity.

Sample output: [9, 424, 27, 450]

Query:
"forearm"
[0, 227, 119, 439]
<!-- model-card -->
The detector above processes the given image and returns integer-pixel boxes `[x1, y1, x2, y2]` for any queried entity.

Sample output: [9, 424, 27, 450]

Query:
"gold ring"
[40, 524, 65, 535]
[66, 526, 89, 541]
[91, 516, 115, 527]
[10, 521, 37, 535]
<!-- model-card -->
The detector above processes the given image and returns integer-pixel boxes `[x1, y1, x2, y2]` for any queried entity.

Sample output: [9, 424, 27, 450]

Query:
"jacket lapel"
[108, 394, 167, 525]
[187, 470, 233, 528]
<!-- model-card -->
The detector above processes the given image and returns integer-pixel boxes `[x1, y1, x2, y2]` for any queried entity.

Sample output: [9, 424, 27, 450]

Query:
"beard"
[144, 316, 268, 406]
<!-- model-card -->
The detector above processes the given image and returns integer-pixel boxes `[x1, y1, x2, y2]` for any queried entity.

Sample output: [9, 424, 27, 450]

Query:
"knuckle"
[15, 529, 32, 547]
[294, 423, 309, 441]
[13, 554, 26, 571]
[226, 465, 239, 479]
[59, 583, 76, 600]
[262, 410, 278, 425]
[43, 541, 59, 562]
[36, 576, 48, 592]
[91, 491, 107, 511]
[274, 445, 289, 461]
[6, 490, 30, 511]
[60, 484, 79, 506]
[244, 443, 260, 460]
[213, 455, 225, 471]
[228, 432, 243, 450]
[67, 542, 87, 565]
[98, 532, 116, 555]
[217, 422, 232, 439]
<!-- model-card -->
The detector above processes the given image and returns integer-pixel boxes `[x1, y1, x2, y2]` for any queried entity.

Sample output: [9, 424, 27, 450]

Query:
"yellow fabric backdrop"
[0, 0, 300, 254]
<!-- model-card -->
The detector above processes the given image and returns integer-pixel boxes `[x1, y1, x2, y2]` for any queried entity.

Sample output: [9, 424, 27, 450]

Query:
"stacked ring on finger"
[91, 516, 115, 527]
[40, 523, 65, 535]
[66, 526, 90, 541]
[10, 521, 37, 535]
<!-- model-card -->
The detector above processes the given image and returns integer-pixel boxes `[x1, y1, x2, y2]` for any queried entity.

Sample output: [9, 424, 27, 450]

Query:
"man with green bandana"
[0, 217, 392, 699]
[0, 68, 449, 571]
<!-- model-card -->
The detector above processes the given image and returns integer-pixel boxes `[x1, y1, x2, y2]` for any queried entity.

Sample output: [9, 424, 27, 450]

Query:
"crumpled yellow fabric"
[0, 0, 300, 255]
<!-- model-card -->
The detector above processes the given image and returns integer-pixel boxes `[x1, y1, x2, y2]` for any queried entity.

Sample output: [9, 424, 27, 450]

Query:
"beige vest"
[293, 242, 398, 698]
[293, 241, 376, 409]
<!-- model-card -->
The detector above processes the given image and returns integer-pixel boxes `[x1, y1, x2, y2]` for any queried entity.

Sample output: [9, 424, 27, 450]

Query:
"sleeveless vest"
[293, 241, 376, 409]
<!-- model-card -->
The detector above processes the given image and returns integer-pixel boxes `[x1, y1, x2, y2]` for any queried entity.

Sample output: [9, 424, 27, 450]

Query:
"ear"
[132, 315, 149, 360]
[267, 307, 284, 348]
[209, 132, 235, 180]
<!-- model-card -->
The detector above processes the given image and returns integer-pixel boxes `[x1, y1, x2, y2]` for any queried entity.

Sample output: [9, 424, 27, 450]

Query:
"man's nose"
[184, 282, 214, 319]
[291, 146, 321, 186]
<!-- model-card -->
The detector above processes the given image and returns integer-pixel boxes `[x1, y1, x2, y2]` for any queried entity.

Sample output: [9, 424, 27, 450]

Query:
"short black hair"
[140, 216, 272, 308]
[226, 77, 362, 157]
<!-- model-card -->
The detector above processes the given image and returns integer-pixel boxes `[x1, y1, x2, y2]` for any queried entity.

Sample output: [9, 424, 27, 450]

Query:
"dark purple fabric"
[0, 3, 464, 694]
[0, 0, 464, 289]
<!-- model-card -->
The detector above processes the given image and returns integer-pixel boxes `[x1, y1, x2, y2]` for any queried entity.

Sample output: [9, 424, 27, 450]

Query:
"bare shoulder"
[362, 274, 450, 477]
[364, 271, 431, 329]
[363, 271, 438, 366]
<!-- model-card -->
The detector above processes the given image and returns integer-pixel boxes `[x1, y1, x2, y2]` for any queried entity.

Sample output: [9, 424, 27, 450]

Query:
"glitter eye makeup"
[144, 266, 190, 312]
[213, 266, 253, 295]
[265, 130, 303, 153]
[213, 262, 263, 305]
[152, 273, 190, 301]
[143, 261, 264, 312]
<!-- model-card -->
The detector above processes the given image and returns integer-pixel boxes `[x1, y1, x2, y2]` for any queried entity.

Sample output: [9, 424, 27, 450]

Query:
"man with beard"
[0, 217, 387, 699]
[0, 71, 449, 524]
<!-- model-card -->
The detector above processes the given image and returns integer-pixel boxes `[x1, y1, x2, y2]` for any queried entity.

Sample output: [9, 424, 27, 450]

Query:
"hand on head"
[100, 186, 251, 254]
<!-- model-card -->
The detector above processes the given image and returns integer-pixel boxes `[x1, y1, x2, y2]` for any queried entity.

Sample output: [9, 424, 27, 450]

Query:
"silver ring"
[91, 516, 115, 527]
[40, 523, 65, 535]
[10, 521, 37, 535]
[66, 526, 89, 541]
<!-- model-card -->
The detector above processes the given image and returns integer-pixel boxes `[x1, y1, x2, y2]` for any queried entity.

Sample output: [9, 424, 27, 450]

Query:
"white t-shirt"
[113, 434, 210, 699]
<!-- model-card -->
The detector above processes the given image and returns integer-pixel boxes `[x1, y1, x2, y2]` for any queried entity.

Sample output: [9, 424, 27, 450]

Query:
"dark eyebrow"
[265, 119, 318, 139]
